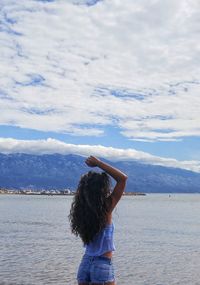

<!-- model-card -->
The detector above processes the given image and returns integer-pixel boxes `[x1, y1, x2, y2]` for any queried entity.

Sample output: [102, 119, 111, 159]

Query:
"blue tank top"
[84, 222, 116, 256]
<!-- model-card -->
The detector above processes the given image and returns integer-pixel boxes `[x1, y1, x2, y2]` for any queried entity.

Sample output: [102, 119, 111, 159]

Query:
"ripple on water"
[1, 194, 200, 284]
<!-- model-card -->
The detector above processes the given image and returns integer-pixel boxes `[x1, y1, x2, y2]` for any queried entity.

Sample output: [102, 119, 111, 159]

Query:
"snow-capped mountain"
[1, 153, 200, 193]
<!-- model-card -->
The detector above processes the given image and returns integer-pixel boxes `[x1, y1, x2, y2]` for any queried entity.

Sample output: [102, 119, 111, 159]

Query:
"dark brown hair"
[69, 171, 111, 244]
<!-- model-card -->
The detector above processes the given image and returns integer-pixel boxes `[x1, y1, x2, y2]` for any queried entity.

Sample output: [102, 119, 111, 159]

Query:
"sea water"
[1, 194, 200, 285]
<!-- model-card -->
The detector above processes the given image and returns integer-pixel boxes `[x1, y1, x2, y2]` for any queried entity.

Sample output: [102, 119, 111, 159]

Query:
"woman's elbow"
[123, 174, 128, 181]
[119, 174, 128, 182]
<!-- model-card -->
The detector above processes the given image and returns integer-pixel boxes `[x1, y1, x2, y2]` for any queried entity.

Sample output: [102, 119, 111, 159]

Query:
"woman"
[69, 155, 128, 285]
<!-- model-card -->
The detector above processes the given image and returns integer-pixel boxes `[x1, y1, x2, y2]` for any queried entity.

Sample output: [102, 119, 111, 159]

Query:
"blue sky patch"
[21, 107, 56, 116]
[3, 12, 17, 25]
[151, 115, 174, 121]
[15, 74, 45, 87]
[0, 10, 21, 36]
[0, 23, 22, 36]
[151, 129, 176, 134]
[34, 0, 55, 2]
[73, 0, 103, 7]
[95, 86, 147, 101]
[0, 90, 14, 101]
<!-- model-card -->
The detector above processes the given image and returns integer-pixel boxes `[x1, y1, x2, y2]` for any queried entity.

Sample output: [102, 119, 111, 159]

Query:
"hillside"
[0, 153, 200, 193]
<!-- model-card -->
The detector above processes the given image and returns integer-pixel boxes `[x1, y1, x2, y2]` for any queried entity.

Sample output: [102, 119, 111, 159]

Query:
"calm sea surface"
[1, 194, 200, 285]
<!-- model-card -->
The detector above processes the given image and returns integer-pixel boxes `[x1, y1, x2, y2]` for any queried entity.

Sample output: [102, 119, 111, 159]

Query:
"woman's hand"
[85, 156, 101, 167]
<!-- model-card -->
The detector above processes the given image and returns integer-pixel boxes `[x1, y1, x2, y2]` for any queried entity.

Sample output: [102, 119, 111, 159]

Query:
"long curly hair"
[69, 171, 111, 244]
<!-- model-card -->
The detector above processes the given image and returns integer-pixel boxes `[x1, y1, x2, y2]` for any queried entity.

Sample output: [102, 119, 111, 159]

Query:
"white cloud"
[0, 137, 200, 173]
[0, 0, 200, 141]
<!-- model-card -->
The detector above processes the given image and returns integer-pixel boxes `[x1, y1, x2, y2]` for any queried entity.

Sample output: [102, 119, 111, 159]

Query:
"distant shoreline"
[0, 189, 146, 196]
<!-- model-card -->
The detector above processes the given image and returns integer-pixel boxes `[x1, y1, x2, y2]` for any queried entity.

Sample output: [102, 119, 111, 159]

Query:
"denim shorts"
[77, 254, 115, 284]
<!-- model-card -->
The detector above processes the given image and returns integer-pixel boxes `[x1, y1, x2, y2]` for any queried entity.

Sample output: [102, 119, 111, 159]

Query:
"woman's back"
[85, 222, 116, 257]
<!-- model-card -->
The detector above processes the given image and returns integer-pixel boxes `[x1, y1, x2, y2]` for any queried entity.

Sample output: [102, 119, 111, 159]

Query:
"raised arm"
[85, 156, 128, 212]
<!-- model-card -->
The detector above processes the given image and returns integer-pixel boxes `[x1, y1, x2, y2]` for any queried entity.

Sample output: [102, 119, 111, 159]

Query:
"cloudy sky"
[0, 0, 200, 172]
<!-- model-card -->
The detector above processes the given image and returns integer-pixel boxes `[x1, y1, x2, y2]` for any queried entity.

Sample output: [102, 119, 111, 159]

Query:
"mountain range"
[0, 153, 200, 193]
